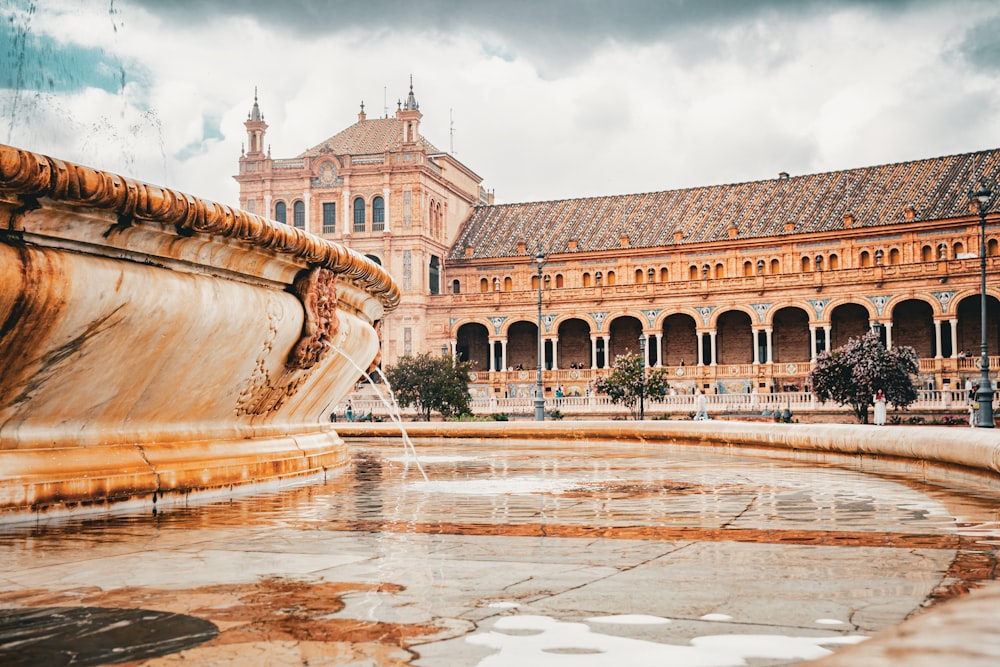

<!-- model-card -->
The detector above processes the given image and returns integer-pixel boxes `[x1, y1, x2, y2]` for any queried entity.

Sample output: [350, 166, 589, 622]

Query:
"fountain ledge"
[0, 144, 398, 522]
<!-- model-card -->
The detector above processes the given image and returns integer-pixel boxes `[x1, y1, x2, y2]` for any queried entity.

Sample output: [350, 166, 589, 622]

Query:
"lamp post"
[969, 177, 996, 428]
[638, 334, 646, 421]
[533, 249, 546, 421]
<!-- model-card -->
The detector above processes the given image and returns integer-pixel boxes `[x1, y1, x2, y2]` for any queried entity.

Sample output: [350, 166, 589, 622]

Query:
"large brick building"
[235, 84, 999, 401]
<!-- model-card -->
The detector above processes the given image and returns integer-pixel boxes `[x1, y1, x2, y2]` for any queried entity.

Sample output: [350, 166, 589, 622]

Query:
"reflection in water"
[1, 440, 999, 666]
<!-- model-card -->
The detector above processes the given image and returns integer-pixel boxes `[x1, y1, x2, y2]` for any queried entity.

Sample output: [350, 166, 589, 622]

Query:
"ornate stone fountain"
[0, 143, 398, 520]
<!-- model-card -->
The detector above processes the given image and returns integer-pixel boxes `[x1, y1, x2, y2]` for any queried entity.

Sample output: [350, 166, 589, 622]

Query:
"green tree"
[384, 352, 472, 421]
[595, 353, 671, 420]
[808, 330, 919, 424]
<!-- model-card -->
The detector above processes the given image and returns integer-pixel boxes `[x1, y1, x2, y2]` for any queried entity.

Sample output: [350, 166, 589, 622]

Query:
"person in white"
[694, 390, 708, 421]
[873, 389, 887, 426]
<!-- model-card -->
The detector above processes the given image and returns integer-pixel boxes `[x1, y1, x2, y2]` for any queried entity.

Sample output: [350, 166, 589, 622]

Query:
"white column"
[550, 338, 559, 370]
[697, 332, 705, 367]
[655, 333, 663, 367]
[603, 335, 611, 368]
[709, 330, 718, 366]
[765, 327, 774, 364]
[884, 322, 893, 348]
[488, 340, 496, 372]
[823, 325, 832, 353]
[752, 329, 761, 365]
[810, 326, 818, 361]
[934, 320, 943, 359]
[949, 319, 959, 358]
[591, 336, 598, 369]
[500, 339, 508, 371]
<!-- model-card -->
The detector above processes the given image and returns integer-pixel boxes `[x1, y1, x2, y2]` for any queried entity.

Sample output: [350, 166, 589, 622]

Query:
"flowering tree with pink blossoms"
[808, 331, 919, 424]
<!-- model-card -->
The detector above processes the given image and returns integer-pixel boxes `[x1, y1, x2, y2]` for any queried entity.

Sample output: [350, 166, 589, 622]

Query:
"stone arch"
[608, 315, 644, 361]
[890, 298, 935, 358]
[455, 322, 490, 371]
[557, 318, 592, 369]
[829, 302, 872, 349]
[716, 309, 753, 365]
[772, 306, 811, 363]
[660, 312, 698, 367]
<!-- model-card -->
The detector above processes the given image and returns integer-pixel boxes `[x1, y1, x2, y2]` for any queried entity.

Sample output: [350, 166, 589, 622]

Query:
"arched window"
[583, 272, 592, 287]
[607, 271, 616, 285]
[293, 200, 305, 229]
[274, 201, 287, 224]
[635, 268, 644, 284]
[503, 276, 512, 291]
[815, 255, 824, 271]
[757, 259, 765, 275]
[989, 239, 999, 256]
[829, 254, 839, 269]
[365, 254, 381, 266]
[801, 256, 811, 272]
[555, 274, 564, 288]
[860, 250, 871, 267]
[954, 242, 965, 257]
[595, 272, 603, 286]
[889, 248, 900, 265]
[770, 258, 780, 274]
[648, 267, 656, 282]
[659, 267, 668, 281]
[353, 197, 366, 233]
[874, 249, 884, 265]
[373, 196, 385, 232]
[452, 279, 461, 294]
[922, 245, 933, 262]
[714, 263, 724, 278]
[480, 278, 489, 293]
[743, 261, 753, 277]
[689, 265, 699, 280]
[702, 264, 710, 279]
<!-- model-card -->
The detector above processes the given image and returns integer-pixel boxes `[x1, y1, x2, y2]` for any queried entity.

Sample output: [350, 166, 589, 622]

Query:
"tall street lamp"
[969, 177, 996, 428]
[638, 334, 646, 421]
[533, 249, 547, 421]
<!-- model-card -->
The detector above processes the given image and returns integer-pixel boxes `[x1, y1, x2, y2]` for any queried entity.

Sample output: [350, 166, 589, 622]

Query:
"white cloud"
[3, 0, 1000, 207]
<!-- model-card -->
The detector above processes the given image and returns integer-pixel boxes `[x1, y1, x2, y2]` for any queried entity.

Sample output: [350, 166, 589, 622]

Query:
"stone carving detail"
[236, 268, 340, 416]
[287, 267, 338, 370]
[488, 316, 507, 334]
[695, 306, 716, 326]
[808, 299, 830, 318]
[642, 309, 660, 327]
[542, 313, 557, 333]
[751, 303, 770, 322]
[867, 295, 890, 317]
[932, 290, 956, 313]
[590, 312, 608, 331]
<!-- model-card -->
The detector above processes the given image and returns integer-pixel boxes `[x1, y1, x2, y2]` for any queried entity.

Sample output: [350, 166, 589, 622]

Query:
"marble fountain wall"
[0, 143, 399, 521]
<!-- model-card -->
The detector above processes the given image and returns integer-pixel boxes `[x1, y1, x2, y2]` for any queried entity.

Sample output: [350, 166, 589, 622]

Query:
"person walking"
[969, 384, 978, 427]
[346, 400, 354, 422]
[873, 389, 887, 425]
[693, 390, 708, 421]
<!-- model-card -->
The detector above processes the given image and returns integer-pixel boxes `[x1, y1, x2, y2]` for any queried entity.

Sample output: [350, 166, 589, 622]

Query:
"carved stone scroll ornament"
[287, 267, 339, 371]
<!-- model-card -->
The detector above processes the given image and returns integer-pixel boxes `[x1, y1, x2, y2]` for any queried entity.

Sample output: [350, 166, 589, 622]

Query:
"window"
[322, 202, 336, 234]
[801, 256, 810, 272]
[889, 248, 900, 265]
[583, 272, 592, 287]
[555, 274, 564, 288]
[829, 254, 839, 269]
[504, 276, 512, 291]
[429, 256, 440, 295]
[743, 261, 753, 277]
[860, 250, 871, 267]
[353, 197, 366, 233]
[635, 268, 644, 284]
[660, 267, 668, 281]
[480, 278, 489, 292]
[607, 271, 616, 285]
[714, 263, 724, 278]
[689, 266, 699, 280]
[274, 201, 286, 224]
[373, 196, 385, 232]
[293, 200, 305, 229]
[770, 258, 780, 274]
[451, 279, 460, 294]
[921, 245, 933, 262]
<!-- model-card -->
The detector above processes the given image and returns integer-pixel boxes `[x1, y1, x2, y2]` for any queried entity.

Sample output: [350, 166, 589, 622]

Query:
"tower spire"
[244, 87, 267, 156]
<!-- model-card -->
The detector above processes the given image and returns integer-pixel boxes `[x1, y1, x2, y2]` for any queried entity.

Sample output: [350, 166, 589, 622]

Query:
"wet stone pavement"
[1, 441, 998, 666]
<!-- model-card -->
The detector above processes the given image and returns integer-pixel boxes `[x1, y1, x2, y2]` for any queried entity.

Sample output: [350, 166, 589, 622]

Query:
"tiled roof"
[299, 117, 440, 158]
[449, 149, 1000, 260]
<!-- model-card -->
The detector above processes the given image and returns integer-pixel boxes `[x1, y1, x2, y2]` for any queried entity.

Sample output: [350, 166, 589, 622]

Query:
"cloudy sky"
[3, 0, 1000, 206]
